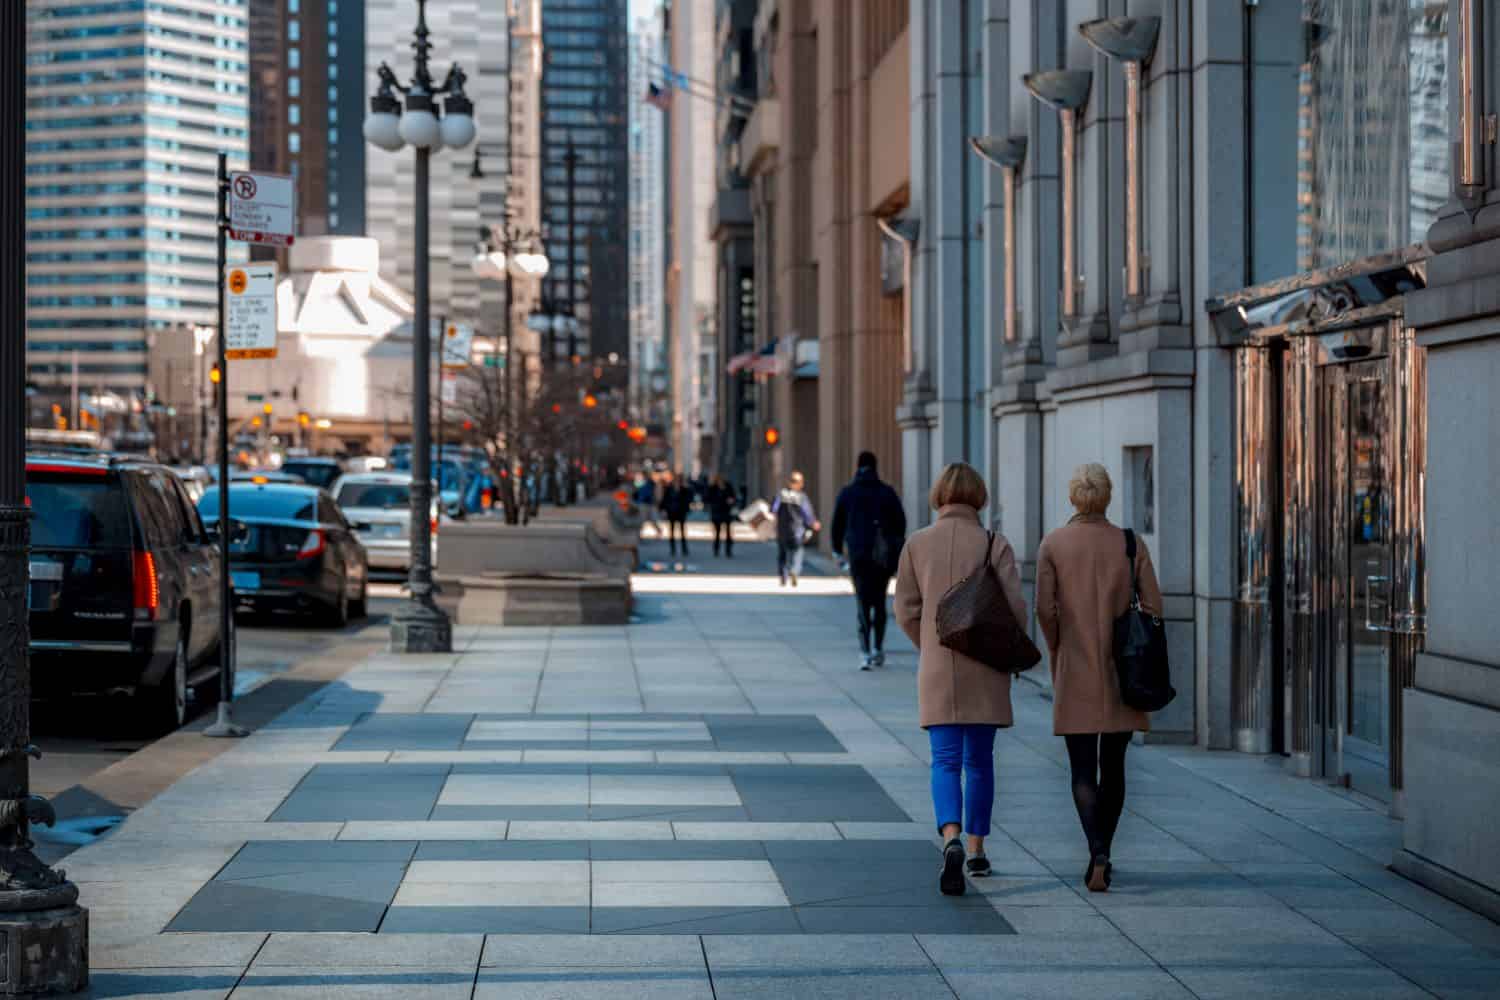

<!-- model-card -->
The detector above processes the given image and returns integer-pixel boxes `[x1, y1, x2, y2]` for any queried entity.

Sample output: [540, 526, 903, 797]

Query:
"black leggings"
[712, 520, 733, 555]
[1064, 732, 1132, 859]
[851, 565, 890, 652]
[667, 518, 689, 554]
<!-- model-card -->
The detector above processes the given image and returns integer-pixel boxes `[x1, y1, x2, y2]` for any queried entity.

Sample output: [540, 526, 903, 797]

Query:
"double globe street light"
[363, 0, 476, 654]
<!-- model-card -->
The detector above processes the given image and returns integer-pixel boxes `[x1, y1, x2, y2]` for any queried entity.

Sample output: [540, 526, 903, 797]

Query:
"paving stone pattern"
[73, 534, 1500, 996]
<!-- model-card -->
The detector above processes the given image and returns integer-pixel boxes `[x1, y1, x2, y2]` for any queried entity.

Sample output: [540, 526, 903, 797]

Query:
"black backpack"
[1112, 530, 1176, 712]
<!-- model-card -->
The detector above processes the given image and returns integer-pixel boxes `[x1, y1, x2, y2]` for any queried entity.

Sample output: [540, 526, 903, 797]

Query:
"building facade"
[901, 0, 1500, 918]
[247, 0, 366, 243]
[732, 0, 909, 507]
[539, 0, 629, 364]
[627, 13, 667, 428]
[664, 0, 716, 473]
[23, 0, 251, 402]
[365, 0, 507, 332]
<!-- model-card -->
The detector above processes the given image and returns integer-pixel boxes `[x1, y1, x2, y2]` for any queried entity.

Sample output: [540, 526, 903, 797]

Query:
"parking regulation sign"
[224, 263, 279, 359]
[227, 171, 295, 247]
[439, 321, 475, 369]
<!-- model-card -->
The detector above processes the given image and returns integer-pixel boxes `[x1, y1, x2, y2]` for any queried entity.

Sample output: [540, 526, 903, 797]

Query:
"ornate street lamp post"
[0, 4, 89, 991]
[364, 0, 476, 653]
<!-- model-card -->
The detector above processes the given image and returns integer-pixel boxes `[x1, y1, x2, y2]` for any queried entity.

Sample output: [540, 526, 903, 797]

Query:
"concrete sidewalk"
[73, 538, 1500, 998]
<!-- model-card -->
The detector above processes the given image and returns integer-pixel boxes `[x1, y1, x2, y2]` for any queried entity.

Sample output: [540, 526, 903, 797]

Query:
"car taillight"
[132, 551, 158, 620]
[298, 529, 326, 559]
[430, 516, 438, 535]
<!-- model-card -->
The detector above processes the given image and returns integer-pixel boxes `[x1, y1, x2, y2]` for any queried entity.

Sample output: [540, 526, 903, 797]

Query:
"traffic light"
[298, 412, 310, 428]
[583, 394, 598, 409]
[764, 426, 781, 447]
[209, 364, 222, 384]
[262, 402, 273, 415]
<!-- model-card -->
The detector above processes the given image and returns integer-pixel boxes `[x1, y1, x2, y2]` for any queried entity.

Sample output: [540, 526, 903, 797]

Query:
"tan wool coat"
[894, 505, 1027, 729]
[1035, 513, 1164, 735]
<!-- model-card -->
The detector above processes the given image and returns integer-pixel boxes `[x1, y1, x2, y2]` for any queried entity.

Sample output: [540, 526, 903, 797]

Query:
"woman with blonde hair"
[895, 462, 1026, 896]
[1036, 462, 1164, 893]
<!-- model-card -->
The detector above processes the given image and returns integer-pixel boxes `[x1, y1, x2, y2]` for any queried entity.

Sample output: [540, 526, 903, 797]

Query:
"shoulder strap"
[1123, 528, 1141, 609]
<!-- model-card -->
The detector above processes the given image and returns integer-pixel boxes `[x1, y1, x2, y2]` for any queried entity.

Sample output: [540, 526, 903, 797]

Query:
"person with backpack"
[831, 451, 907, 669]
[771, 471, 819, 586]
[658, 470, 694, 557]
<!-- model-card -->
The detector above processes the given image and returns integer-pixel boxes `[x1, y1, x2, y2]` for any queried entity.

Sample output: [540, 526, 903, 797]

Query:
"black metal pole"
[205, 152, 245, 738]
[503, 258, 517, 524]
[0, 4, 87, 984]
[565, 142, 577, 363]
[391, 143, 451, 652]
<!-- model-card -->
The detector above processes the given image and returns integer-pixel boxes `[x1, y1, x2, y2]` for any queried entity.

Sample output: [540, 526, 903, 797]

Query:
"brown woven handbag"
[934, 530, 1042, 674]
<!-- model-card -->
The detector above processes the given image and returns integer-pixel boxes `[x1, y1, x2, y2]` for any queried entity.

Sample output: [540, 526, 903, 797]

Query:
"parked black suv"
[26, 454, 230, 732]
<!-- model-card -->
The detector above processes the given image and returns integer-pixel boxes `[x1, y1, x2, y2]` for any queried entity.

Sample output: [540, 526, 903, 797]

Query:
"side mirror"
[352, 521, 373, 533]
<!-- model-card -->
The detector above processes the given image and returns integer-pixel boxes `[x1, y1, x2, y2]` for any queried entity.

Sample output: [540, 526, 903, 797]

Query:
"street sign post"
[224, 263, 278, 359]
[439, 320, 474, 369]
[227, 171, 296, 247]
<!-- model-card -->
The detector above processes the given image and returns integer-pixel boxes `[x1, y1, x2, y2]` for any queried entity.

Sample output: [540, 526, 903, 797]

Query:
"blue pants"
[929, 724, 998, 838]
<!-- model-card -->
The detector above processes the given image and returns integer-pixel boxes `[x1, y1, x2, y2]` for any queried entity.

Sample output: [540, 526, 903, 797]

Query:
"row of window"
[29, 226, 215, 243]
[28, 249, 216, 267]
[28, 91, 247, 118]
[27, 158, 219, 179]
[28, 136, 235, 158]
[28, 67, 249, 97]
[27, 363, 148, 375]
[29, 45, 247, 75]
[29, 294, 213, 310]
[28, 204, 217, 223]
[29, 340, 149, 353]
[39, 22, 248, 51]
[28, 272, 217, 290]
[36, 1, 246, 27]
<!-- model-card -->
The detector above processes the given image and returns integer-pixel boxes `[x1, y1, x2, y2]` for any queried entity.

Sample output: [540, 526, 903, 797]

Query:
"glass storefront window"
[1298, 0, 1449, 271]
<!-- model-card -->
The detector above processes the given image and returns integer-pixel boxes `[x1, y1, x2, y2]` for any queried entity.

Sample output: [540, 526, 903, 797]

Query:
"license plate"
[231, 571, 260, 592]
[28, 560, 62, 582]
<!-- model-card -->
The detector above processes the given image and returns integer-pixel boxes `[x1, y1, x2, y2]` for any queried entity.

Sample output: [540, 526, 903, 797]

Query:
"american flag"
[644, 82, 672, 111]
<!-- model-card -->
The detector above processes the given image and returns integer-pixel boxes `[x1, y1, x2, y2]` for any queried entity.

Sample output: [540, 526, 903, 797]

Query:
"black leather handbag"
[935, 531, 1042, 674]
[1113, 529, 1176, 712]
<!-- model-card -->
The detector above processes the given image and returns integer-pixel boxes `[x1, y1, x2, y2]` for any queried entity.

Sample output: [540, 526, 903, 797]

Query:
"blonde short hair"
[930, 462, 988, 511]
[1068, 463, 1112, 515]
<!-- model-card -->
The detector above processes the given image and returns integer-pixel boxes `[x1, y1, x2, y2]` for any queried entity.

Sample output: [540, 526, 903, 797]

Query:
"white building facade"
[24, 0, 251, 398]
[628, 15, 667, 425]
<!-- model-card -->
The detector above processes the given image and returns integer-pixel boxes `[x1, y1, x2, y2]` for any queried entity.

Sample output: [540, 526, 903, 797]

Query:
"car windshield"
[27, 476, 132, 548]
[336, 482, 411, 510]
[282, 462, 340, 489]
[198, 486, 316, 522]
[389, 453, 461, 491]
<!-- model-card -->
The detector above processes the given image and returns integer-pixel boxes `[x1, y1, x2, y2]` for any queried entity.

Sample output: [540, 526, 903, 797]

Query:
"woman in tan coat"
[895, 462, 1027, 897]
[1035, 463, 1164, 893]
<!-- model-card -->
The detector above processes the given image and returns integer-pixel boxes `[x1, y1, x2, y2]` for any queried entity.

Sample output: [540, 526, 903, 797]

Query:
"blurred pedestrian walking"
[771, 471, 819, 586]
[1036, 462, 1164, 894]
[706, 474, 738, 557]
[895, 462, 1026, 895]
[658, 470, 694, 557]
[831, 451, 906, 669]
[633, 468, 662, 538]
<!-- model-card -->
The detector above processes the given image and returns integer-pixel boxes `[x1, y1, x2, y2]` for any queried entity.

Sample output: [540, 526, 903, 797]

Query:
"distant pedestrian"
[633, 470, 662, 537]
[658, 469, 694, 557]
[831, 451, 906, 669]
[1036, 463, 1164, 894]
[894, 461, 1025, 896]
[771, 471, 819, 586]
[706, 474, 738, 557]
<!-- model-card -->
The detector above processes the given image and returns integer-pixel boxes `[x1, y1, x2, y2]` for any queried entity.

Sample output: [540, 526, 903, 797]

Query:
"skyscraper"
[627, 13, 665, 423]
[365, 0, 507, 327]
[248, 0, 366, 241]
[24, 0, 252, 399]
[539, 0, 629, 365]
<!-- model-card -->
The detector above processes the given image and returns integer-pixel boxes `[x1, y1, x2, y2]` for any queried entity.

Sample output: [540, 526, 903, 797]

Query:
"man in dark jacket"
[658, 470, 694, 557]
[831, 451, 907, 669]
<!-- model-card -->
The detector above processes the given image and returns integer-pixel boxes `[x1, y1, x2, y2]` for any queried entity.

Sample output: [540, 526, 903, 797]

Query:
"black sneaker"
[939, 838, 966, 896]
[965, 855, 992, 878]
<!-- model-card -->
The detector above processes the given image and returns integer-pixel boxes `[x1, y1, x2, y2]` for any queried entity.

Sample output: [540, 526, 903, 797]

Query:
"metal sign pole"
[206, 151, 247, 738]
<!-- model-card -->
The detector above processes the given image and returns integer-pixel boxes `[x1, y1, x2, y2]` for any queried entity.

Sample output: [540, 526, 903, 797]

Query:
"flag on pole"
[645, 82, 672, 111]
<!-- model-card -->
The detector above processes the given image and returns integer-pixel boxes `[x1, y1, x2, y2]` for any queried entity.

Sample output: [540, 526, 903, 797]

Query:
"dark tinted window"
[26, 474, 133, 548]
[335, 482, 411, 509]
[131, 470, 184, 547]
[168, 477, 204, 542]
[282, 461, 341, 489]
[198, 486, 316, 522]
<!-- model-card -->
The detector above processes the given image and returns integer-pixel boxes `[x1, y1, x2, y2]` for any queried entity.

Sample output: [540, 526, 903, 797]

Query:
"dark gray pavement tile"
[481, 934, 706, 968]
[233, 841, 417, 864]
[592, 907, 802, 936]
[473, 966, 713, 999]
[769, 859, 992, 908]
[213, 860, 409, 902]
[378, 906, 590, 934]
[1168, 966, 1430, 999]
[414, 841, 589, 862]
[588, 805, 749, 822]
[730, 766, 909, 823]
[793, 905, 1013, 935]
[231, 968, 477, 998]
[82, 968, 241, 1000]
[762, 840, 937, 862]
[270, 765, 448, 822]
[705, 715, 845, 752]
[334, 714, 473, 750]
[428, 805, 591, 822]
[917, 932, 1151, 969]
[710, 970, 955, 998]
[166, 881, 390, 933]
[939, 968, 1194, 999]
[588, 841, 767, 861]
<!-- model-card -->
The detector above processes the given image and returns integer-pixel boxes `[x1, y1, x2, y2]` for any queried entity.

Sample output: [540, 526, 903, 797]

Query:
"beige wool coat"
[1035, 513, 1164, 735]
[894, 505, 1027, 729]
